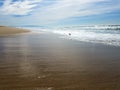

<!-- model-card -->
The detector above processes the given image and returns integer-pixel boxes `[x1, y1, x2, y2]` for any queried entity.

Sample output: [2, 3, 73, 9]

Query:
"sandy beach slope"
[0, 26, 29, 36]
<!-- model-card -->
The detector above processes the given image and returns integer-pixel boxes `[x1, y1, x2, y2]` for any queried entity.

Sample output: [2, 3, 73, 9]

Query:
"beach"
[0, 26, 29, 36]
[0, 0, 119, 89]
[0, 29, 120, 90]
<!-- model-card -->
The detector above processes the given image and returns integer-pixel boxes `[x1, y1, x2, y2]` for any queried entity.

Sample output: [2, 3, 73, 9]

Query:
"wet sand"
[0, 32, 120, 90]
[0, 26, 29, 36]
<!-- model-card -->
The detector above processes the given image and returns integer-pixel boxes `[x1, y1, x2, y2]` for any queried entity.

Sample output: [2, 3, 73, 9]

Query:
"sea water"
[18, 25, 120, 47]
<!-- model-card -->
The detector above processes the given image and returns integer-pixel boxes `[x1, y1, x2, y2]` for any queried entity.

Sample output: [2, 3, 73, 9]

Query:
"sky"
[0, 0, 120, 26]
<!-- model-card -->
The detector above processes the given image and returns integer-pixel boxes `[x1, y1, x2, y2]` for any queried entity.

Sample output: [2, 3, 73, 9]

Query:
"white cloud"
[34, 0, 120, 21]
[0, 0, 42, 15]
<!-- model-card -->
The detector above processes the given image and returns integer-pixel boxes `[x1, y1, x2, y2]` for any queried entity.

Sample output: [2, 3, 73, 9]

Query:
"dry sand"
[0, 26, 30, 36]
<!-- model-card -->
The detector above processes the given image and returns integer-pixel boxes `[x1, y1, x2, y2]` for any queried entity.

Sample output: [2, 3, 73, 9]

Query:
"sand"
[0, 32, 120, 90]
[0, 26, 30, 36]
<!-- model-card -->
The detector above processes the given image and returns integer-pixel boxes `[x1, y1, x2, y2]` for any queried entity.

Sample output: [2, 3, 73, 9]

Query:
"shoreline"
[0, 26, 30, 36]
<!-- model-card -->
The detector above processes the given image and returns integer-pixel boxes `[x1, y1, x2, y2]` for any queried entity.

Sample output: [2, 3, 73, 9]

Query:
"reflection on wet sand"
[0, 33, 120, 90]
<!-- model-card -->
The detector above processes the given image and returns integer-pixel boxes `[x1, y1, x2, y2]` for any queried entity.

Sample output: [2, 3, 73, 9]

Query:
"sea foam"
[18, 25, 120, 46]
[52, 25, 120, 46]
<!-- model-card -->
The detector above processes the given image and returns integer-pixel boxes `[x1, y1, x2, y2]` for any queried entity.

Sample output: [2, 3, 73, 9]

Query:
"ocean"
[18, 25, 120, 47]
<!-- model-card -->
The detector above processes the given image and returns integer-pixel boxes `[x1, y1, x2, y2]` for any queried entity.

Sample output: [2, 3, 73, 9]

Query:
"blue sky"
[0, 0, 120, 26]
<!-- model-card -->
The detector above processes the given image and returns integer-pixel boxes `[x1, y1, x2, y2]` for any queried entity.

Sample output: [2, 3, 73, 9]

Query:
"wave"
[53, 29, 120, 46]
[17, 25, 120, 46]
[52, 25, 120, 46]
[54, 25, 120, 30]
